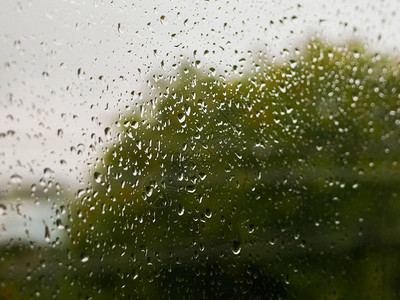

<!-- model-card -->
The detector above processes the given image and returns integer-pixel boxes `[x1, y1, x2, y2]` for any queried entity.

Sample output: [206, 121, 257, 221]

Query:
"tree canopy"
[68, 39, 400, 298]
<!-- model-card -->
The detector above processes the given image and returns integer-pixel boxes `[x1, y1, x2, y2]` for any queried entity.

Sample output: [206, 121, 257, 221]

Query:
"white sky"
[0, 0, 399, 197]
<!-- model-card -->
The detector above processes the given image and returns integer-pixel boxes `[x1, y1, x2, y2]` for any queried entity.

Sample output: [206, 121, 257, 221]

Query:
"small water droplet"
[56, 219, 64, 230]
[44, 225, 51, 242]
[133, 271, 139, 280]
[232, 240, 241, 255]
[178, 204, 185, 216]
[94, 172, 102, 183]
[248, 224, 255, 234]
[104, 127, 111, 136]
[187, 185, 196, 193]
[131, 121, 139, 129]
[10, 173, 22, 184]
[177, 113, 186, 124]
[44, 168, 54, 177]
[77, 189, 86, 198]
[145, 185, 154, 197]
[0, 204, 6, 215]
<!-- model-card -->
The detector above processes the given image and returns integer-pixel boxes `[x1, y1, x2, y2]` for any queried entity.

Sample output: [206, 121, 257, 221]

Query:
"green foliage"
[68, 39, 400, 298]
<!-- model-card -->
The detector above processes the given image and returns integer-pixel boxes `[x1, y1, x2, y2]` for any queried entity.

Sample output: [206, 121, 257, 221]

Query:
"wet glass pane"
[1, 1, 400, 298]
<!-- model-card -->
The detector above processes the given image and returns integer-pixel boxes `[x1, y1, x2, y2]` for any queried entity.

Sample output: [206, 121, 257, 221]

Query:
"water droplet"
[133, 271, 139, 280]
[0, 204, 6, 215]
[177, 113, 186, 124]
[77, 189, 86, 198]
[10, 173, 22, 184]
[145, 185, 154, 197]
[104, 127, 111, 136]
[187, 185, 196, 193]
[44, 168, 54, 177]
[44, 225, 51, 242]
[289, 59, 298, 68]
[178, 204, 185, 216]
[278, 84, 286, 93]
[56, 219, 64, 230]
[232, 240, 241, 255]
[248, 224, 255, 234]
[94, 172, 102, 183]
[131, 121, 139, 129]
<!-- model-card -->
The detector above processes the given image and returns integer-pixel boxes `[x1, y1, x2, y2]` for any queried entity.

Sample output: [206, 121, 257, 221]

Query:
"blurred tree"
[67, 38, 400, 298]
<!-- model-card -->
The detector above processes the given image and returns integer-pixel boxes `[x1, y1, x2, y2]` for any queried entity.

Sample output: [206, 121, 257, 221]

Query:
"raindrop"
[232, 240, 241, 255]
[131, 121, 139, 129]
[177, 113, 186, 124]
[10, 173, 22, 184]
[105, 127, 111, 136]
[187, 185, 196, 193]
[44, 168, 54, 177]
[56, 219, 64, 230]
[0, 204, 6, 215]
[44, 225, 51, 242]
[178, 204, 185, 216]
[94, 172, 102, 183]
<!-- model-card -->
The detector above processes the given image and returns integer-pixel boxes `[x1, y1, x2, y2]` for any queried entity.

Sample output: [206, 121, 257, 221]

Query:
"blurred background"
[1, 0, 400, 298]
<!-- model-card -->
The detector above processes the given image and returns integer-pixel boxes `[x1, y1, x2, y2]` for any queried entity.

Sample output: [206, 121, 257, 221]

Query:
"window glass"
[1, 1, 400, 298]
